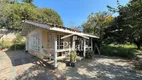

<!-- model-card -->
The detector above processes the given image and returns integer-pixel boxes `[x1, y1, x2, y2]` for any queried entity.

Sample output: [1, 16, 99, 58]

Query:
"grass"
[101, 44, 142, 59]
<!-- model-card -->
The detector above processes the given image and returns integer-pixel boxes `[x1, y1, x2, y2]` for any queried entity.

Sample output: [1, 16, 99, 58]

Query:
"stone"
[57, 62, 66, 71]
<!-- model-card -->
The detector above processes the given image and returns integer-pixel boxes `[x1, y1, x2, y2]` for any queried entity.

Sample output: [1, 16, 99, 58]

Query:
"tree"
[107, 0, 142, 49]
[36, 8, 63, 26]
[82, 12, 113, 41]
[23, 0, 33, 4]
[0, 2, 63, 31]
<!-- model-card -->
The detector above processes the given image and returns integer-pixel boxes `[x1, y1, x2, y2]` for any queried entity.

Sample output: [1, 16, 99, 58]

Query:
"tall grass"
[101, 44, 136, 59]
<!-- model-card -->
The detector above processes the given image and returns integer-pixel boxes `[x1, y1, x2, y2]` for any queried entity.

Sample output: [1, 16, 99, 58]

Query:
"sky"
[33, 0, 129, 27]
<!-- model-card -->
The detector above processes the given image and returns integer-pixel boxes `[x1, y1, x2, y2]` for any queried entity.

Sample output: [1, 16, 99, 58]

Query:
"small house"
[21, 20, 99, 68]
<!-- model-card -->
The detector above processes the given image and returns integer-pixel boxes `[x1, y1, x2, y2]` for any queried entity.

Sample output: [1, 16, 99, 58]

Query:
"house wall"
[27, 28, 44, 59]
[41, 29, 72, 58]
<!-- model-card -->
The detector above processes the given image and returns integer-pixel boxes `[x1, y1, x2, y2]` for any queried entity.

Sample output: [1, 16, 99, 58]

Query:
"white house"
[21, 20, 99, 68]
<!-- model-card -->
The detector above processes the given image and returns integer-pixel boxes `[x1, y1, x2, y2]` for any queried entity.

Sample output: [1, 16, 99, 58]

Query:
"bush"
[85, 49, 94, 59]
[10, 42, 25, 50]
[10, 33, 25, 50]
[0, 40, 12, 50]
[101, 44, 135, 59]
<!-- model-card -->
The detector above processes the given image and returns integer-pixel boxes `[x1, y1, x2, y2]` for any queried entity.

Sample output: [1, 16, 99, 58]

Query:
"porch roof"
[21, 20, 99, 39]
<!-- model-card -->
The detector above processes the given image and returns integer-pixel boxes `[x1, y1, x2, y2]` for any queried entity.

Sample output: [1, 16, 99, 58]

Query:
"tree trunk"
[133, 40, 141, 50]
[137, 44, 141, 50]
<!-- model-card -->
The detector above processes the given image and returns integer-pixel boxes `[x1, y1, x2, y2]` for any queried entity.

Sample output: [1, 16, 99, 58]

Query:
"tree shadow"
[4, 50, 57, 80]
[14, 63, 56, 80]
[57, 56, 142, 80]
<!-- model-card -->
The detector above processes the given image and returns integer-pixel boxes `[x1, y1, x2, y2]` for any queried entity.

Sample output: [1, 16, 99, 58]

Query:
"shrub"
[11, 33, 25, 50]
[70, 50, 77, 63]
[85, 49, 94, 59]
[101, 44, 135, 59]
[0, 40, 11, 50]
[10, 42, 25, 50]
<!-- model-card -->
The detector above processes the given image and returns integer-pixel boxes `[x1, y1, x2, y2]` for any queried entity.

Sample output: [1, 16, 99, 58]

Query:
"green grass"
[101, 44, 141, 59]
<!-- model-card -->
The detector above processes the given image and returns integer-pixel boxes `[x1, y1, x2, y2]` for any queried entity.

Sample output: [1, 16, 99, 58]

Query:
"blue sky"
[33, 0, 129, 27]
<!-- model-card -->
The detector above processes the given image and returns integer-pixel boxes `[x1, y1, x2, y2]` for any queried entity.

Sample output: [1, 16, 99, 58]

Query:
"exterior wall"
[41, 29, 72, 58]
[26, 27, 93, 60]
[27, 28, 44, 59]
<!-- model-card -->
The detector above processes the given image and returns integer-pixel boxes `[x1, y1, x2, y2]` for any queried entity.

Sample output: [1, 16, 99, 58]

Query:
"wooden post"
[91, 38, 93, 51]
[72, 36, 75, 50]
[25, 36, 28, 51]
[54, 33, 57, 68]
[83, 38, 86, 57]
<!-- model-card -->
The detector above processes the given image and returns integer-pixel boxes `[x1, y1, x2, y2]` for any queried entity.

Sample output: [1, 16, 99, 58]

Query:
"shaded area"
[5, 51, 35, 66]
[2, 50, 56, 80]
[15, 64, 56, 80]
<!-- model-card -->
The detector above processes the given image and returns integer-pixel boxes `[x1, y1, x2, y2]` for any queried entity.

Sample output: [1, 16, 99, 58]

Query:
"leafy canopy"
[82, 12, 113, 39]
[106, 0, 142, 49]
[0, 2, 63, 30]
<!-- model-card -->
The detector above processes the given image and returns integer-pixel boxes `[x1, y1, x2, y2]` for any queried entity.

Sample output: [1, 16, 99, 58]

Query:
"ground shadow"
[56, 56, 142, 80]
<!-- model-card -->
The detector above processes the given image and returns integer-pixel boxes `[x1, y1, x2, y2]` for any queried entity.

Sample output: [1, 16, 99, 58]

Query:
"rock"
[57, 62, 66, 70]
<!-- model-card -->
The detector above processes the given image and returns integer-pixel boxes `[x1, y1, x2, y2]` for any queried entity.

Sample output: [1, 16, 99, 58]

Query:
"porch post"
[25, 36, 28, 51]
[72, 36, 75, 50]
[91, 38, 93, 51]
[54, 33, 57, 68]
[83, 38, 86, 57]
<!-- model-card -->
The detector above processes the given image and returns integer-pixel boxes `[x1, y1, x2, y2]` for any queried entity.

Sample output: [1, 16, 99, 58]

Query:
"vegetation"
[12, 34, 25, 50]
[0, 40, 12, 49]
[85, 49, 94, 59]
[101, 44, 137, 59]
[106, 0, 142, 49]
[0, 1, 63, 31]
[82, 12, 113, 41]
[0, 33, 25, 50]
[81, 0, 142, 60]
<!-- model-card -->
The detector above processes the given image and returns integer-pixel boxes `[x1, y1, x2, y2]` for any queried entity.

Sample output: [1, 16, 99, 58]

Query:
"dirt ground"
[56, 55, 142, 80]
[0, 50, 56, 80]
[0, 50, 142, 80]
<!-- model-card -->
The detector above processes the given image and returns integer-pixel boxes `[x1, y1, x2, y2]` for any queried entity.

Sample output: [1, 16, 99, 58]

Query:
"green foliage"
[36, 8, 63, 26]
[23, 0, 34, 4]
[70, 50, 77, 63]
[101, 44, 136, 59]
[11, 33, 25, 50]
[82, 12, 113, 41]
[0, 40, 12, 49]
[13, 33, 24, 44]
[85, 49, 94, 59]
[0, 2, 63, 31]
[10, 42, 25, 50]
[106, 0, 142, 49]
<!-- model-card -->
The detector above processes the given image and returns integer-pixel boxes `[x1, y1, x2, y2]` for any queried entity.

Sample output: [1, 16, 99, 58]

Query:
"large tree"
[0, 2, 63, 30]
[82, 12, 113, 41]
[23, 0, 33, 4]
[106, 0, 142, 49]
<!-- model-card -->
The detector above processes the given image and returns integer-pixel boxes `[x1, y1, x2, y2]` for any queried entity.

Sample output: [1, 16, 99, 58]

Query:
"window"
[57, 35, 64, 49]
